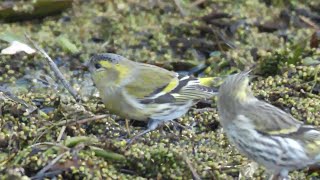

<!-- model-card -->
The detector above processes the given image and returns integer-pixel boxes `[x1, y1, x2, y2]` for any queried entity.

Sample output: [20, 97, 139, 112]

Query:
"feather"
[124, 62, 178, 99]
[240, 101, 302, 135]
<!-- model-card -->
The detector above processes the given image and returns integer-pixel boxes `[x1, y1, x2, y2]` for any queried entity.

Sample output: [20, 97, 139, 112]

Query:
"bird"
[217, 71, 320, 179]
[88, 53, 218, 143]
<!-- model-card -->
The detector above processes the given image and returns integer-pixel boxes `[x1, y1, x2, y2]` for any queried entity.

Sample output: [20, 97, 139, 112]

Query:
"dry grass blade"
[24, 33, 81, 102]
[183, 155, 201, 180]
[32, 151, 69, 180]
[173, 0, 187, 17]
[38, 114, 108, 131]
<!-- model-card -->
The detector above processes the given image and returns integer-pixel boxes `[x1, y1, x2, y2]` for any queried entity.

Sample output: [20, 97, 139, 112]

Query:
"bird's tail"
[199, 77, 223, 87]
[198, 77, 223, 94]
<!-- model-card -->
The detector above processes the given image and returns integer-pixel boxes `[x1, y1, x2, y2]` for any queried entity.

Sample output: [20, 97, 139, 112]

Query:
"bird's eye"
[95, 63, 102, 69]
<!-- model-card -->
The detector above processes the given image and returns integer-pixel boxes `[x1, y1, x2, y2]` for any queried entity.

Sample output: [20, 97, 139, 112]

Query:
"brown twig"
[32, 151, 69, 179]
[184, 155, 201, 180]
[57, 126, 66, 142]
[72, 114, 108, 125]
[24, 33, 81, 102]
[299, 15, 320, 30]
[38, 114, 108, 131]
[31, 170, 65, 180]
[173, 0, 187, 17]
[190, 0, 206, 7]
[0, 87, 37, 114]
[29, 142, 69, 150]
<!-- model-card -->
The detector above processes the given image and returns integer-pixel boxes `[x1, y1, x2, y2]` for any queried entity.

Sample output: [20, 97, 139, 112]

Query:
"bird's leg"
[127, 119, 160, 144]
[279, 170, 290, 180]
[125, 118, 131, 136]
[268, 174, 278, 180]
[115, 119, 132, 140]
[171, 121, 190, 130]
[268, 172, 290, 180]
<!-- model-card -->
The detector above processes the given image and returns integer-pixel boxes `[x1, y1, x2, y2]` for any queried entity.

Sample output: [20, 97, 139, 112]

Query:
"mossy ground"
[0, 0, 320, 179]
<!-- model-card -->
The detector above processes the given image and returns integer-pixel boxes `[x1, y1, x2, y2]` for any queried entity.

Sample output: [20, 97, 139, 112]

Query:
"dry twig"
[38, 114, 108, 131]
[299, 15, 320, 29]
[25, 33, 81, 102]
[173, 0, 187, 17]
[32, 151, 69, 179]
[184, 155, 201, 180]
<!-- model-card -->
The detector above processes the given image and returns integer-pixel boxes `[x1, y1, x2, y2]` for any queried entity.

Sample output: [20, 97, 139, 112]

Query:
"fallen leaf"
[1, 40, 36, 55]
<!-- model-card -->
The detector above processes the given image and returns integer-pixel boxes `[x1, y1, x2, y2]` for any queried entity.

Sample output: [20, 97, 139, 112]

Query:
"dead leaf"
[1, 40, 36, 55]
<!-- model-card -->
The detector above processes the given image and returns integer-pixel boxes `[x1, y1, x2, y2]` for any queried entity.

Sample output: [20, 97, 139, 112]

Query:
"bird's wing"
[124, 63, 217, 104]
[240, 100, 303, 135]
[124, 63, 178, 101]
[242, 101, 320, 149]
[169, 76, 218, 103]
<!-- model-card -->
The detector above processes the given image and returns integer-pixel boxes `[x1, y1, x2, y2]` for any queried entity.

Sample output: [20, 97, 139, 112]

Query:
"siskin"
[217, 71, 320, 179]
[89, 53, 218, 142]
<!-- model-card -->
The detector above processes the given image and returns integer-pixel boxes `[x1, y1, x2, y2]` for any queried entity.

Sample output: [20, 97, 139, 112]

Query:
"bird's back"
[230, 100, 320, 172]
[100, 61, 216, 121]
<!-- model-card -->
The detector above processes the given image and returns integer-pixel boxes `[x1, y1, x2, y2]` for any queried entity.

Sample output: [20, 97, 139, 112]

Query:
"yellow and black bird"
[89, 53, 218, 143]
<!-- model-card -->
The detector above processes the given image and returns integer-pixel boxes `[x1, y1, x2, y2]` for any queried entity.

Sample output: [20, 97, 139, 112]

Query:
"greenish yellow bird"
[217, 71, 320, 179]
[89, 53, 218, 143]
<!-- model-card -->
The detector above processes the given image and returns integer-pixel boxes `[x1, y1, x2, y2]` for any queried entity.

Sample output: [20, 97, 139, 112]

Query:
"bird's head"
[88, 53, 133, 87]
[219, 71, 254, 103]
